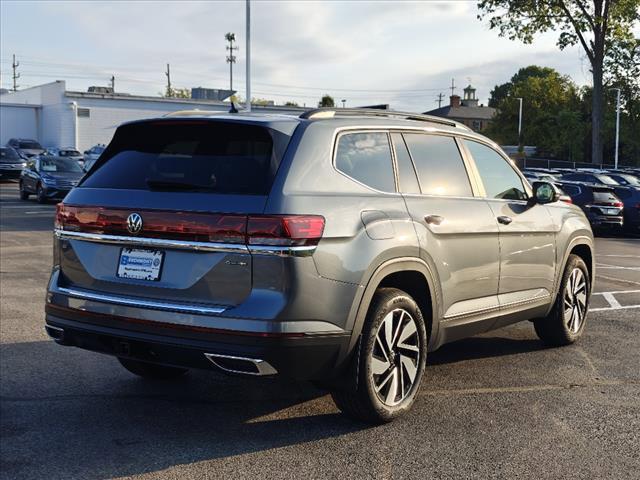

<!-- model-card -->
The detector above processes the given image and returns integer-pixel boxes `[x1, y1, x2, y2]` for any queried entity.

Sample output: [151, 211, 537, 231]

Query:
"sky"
[0, 0, 618, 112]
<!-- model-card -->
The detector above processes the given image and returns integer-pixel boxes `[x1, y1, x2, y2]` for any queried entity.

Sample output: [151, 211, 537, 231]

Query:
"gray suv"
[45, 109, 594, 423]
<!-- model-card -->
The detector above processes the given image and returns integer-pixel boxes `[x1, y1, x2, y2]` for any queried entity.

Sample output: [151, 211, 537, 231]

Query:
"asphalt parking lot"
[1, 180, 638, 480]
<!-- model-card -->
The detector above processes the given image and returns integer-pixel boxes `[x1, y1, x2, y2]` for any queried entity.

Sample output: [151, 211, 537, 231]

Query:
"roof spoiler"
[300, 108, 471, 130]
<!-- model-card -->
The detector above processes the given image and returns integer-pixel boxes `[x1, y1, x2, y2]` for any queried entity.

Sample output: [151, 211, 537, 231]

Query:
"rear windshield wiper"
[146, 178, 218, 192]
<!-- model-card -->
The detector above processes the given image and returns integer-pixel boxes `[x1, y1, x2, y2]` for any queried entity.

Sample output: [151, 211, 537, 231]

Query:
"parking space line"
[596, 264, 640, 271]
[595, 274, 640, 287]
[601, 292, 622, 308]
[590, 304, 640, 312]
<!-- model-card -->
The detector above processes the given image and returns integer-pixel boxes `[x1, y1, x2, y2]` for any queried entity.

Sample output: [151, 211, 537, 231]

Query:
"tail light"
[56, 204, 325, 247]
[559, 195, 572, 204]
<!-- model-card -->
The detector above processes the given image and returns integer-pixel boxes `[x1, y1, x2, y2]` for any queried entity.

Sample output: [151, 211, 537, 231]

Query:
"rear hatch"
[55, 118, 297, 308]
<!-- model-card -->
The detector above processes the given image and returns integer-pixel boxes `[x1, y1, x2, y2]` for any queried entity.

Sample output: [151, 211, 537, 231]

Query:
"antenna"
[12, 54, 20, 92]
[436, 93, 445, 108]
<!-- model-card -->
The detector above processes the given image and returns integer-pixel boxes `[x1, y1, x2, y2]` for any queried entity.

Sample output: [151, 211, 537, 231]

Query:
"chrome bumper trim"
[54, 229, 317, 256]
[56, 286, 227, 316]
[204, 353, 278, 376]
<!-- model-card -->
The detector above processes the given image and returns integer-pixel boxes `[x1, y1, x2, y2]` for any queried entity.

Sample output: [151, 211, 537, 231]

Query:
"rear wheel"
[330, 288, 427, 424]
[19, 181, 29, 200]
[534, 254, 590, 346]
[117, 357, 189, 380]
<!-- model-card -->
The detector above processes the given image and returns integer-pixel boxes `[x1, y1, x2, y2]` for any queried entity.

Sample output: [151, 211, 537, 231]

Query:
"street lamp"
[610, 88, 621, 169]
[516, 97, 523, 151]
[341, 99, 346, 108]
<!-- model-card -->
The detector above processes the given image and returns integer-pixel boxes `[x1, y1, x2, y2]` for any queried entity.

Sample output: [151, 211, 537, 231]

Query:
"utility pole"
[436, 93, 445, 108]
[165, 63, 172, 97]
[225, 33, 238, 92]
[611, 88, 621, 169]
[449, 78, 456, 97]
[245, 0, 251, 112]
[12, 54, 20, 92]
[516, 97, 523, 151]
[110, 75, 115, 92]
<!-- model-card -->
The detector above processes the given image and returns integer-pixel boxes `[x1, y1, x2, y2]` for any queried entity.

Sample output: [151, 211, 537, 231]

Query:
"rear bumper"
[587, 214, 623, 228]
[41, 186, 71, 199]
[45, 306, 351, 381]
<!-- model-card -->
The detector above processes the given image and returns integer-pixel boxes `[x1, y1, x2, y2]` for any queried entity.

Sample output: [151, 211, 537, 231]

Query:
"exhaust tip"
[204, 353, 277, 376]
[45, 324, 65, 341]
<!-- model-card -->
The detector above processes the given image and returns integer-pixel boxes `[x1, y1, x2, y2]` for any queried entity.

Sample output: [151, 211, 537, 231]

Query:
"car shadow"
[428, 335, 547, 366]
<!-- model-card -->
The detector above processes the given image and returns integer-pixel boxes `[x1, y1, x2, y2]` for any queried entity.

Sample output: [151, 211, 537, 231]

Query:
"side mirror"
[532, 181, 560, 204]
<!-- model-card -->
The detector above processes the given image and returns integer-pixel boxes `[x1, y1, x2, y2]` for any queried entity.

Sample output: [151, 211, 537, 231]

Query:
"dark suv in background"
[45, 109, 594, 423]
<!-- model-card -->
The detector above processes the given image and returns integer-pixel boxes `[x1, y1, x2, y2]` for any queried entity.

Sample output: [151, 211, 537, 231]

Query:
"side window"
[402, 133, 472, 197]
[335, 132, 395, 192]
[391, 133, 420, 194]
[464, 140, 527, 200]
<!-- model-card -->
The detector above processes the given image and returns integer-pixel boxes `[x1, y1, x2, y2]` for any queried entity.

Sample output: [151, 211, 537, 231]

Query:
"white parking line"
[590, 290, 640, 312]
[596, 264, 640, 271]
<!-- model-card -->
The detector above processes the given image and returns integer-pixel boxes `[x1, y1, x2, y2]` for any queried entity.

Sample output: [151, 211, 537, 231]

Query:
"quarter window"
[335, 132, 395, 192]
[464, 140, 527, 200]
[402, 133, 472, 197]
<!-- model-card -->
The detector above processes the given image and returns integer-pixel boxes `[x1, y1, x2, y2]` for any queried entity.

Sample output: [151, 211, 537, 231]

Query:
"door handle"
[497, 216, 513, 225]
[424, 215, 444, 225]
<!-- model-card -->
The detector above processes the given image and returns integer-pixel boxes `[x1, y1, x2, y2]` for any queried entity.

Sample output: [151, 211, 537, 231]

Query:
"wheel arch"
[550, 235, 595, 311]
[344, 257, 441, 358]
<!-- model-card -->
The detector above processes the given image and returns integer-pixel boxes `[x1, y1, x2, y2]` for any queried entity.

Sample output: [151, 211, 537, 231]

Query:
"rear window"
[40, 157, 83, 173]
[19, 141, 42, 149]
[592, 189, 618, 202]
[81, 121, 291, 195]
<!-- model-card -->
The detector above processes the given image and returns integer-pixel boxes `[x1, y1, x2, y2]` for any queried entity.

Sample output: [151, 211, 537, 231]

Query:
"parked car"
[45, 108, 595, 423]
[6, 138, 45, 159]
[83, 144, 106, 164]
[44, 147, 84, 167]
[19, 156, 84, 203]
[605, 172, 640, 187]
[556, 181, 624, 231]
[0, 146, 27, 180]
[608, 185, 640, 233]
[523, 171, 559, 183]
[561, 171, 621, 186]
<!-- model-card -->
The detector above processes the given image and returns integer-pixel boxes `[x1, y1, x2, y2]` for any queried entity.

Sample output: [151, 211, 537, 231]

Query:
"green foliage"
[477, 0, 640, 164]
[284, 101, 299, 107]
[318, 94, 335, 107]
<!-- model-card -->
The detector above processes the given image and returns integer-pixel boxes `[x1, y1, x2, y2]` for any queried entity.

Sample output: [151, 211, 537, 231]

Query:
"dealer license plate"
[117, 248, 164, 281]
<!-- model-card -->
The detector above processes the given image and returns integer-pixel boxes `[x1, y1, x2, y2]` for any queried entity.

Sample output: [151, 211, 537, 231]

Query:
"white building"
[0, 81, 306, 151]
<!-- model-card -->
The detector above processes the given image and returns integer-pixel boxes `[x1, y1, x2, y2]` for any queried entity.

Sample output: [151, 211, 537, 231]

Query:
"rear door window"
[335, 132, 395, 192]
[464, 140, 527, 200]
[402, 133, 472, 197]
[81, 121, 290, 195]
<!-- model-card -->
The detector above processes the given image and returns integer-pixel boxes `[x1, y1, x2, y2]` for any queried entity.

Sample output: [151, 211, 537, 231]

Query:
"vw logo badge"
[126, 213, 143, 234]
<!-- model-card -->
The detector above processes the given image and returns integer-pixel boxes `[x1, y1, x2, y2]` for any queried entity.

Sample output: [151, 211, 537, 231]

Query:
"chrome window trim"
[56, 286, 227, 315]
[54, 229, 317, 257]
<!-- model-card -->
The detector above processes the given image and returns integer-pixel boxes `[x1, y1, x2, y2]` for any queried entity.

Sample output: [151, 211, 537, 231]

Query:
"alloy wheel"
[370, 308, 421, 406]
[564, 268, 587, 333]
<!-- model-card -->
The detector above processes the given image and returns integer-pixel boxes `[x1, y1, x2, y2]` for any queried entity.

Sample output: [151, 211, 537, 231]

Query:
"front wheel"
[36, 183, 47, 204]
[19, 181, 29, 200]
[118, 357, 189, 380]
[330, 288, 427, 424]
[534, 254, 590, 346]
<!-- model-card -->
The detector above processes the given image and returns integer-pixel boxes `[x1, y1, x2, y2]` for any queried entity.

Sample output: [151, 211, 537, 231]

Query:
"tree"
[318, 94, 335, 107]
[485, 66, 585, 159]
[160, 87, 190, 99]
[477, 0, 640, 164]
[284, 101, 299, 107]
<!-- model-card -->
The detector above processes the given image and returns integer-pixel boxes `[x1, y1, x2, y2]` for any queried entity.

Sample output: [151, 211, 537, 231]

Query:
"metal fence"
[515, 157, 620, 171]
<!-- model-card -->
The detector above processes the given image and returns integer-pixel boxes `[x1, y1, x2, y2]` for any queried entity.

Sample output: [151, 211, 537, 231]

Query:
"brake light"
[56, 204, 325, 247]
[247, 215, 325, 246]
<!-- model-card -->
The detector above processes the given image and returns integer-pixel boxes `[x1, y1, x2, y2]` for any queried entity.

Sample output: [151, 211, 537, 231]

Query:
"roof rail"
[299, 108, 470, 130]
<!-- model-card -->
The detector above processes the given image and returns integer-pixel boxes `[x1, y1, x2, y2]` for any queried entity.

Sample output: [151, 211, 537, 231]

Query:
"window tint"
[391, 133, 420, 194]
[335, 132, 395, 192]
[0, 147, 20, 161]
[82, 122, 290, 195]
[402, 133, 472, 197]
[561, 184, 580, 196]
[464, 140, 527, 200]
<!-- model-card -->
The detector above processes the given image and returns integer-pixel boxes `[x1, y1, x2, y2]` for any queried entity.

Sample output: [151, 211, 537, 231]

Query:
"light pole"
[516, 97, 523, 151]
[611, 88, 621, 169]
[225, 33, 237, 93]
[245, 0, 251, 112]
[341, 99, 346, 108]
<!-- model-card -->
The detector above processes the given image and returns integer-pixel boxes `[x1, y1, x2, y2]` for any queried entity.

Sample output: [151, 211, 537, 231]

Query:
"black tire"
[330, 288, 427, 424]
[36, 183, 47, 204]
[534, 254, 590, 346]
[117, 357, 189, 380]
[19, 181, 29, 200]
